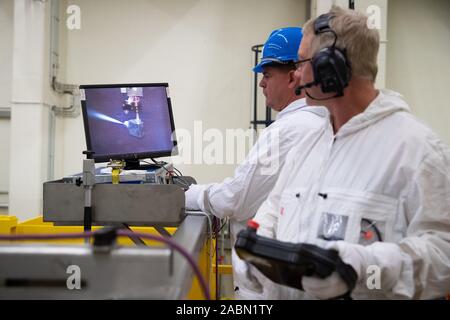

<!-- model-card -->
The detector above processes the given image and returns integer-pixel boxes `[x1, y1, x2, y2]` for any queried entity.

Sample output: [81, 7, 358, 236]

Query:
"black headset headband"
[315, 14, 334, 34]
[314, 14, 338, 47]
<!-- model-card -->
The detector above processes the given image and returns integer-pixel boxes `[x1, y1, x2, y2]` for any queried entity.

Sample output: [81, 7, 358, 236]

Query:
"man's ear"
[287, 69, 298, 89]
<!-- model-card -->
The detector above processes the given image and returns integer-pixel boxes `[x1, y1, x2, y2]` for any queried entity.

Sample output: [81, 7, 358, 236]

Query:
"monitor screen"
[80, 83, 177, 162]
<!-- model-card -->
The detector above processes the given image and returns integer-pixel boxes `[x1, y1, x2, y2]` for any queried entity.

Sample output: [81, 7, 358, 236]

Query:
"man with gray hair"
[251, 6, 450, 299]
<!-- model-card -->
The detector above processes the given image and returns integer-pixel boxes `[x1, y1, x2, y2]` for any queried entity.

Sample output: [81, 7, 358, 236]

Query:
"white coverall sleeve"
[253, 146, 297, 238]
[396, 143, 450, 299]
[185, 126, 287, 221]
[185, 184, 209, 211]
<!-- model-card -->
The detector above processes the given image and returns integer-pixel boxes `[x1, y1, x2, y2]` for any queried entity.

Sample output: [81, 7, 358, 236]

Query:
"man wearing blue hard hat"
[185, 27, 327, 299]
[253, 27, 304, 112]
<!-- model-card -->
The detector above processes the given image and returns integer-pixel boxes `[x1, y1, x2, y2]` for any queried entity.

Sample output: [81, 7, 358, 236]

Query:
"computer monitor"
[80, 83, 177, 164]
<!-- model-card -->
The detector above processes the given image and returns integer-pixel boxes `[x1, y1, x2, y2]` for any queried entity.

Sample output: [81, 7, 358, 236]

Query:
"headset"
[296, 14, 352, 98]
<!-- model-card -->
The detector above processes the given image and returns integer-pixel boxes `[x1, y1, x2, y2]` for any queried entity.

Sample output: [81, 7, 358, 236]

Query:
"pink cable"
[0, 232, 94, 240]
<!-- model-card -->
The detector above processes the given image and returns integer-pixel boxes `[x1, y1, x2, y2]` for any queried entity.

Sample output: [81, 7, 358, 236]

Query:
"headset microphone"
[295, 81, 315, 96]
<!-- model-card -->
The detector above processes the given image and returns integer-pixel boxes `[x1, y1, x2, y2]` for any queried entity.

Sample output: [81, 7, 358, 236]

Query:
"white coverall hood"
[335, 90, 410, 138]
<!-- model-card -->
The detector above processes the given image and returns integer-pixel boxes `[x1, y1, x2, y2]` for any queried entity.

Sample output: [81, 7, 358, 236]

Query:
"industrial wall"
[386, 0, 450, 143]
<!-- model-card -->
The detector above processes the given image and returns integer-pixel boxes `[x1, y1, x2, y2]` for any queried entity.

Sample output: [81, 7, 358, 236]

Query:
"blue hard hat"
[253, 27, 303, 73]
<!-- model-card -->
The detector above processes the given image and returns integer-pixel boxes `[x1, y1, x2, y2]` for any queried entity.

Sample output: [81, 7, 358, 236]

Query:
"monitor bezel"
[80, 82, 178, 163]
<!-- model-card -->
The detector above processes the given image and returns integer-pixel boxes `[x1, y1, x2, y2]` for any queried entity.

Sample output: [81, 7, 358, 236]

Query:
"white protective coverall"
[185, 98, 327, 299]
[254, 89, 450, 299]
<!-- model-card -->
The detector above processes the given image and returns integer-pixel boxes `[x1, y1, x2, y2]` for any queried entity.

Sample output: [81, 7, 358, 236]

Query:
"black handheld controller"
[234, 221, 358, 297]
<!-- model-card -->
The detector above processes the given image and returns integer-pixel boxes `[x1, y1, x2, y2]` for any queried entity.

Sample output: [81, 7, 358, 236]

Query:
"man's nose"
[259, 78, 265, 88]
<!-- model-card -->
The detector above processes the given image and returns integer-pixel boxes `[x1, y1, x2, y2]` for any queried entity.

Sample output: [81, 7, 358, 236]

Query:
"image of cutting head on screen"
[122, 87, 144, 138]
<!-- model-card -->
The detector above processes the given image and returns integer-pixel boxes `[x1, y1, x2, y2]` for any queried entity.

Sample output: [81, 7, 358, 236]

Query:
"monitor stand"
[124, 159, 160, 170]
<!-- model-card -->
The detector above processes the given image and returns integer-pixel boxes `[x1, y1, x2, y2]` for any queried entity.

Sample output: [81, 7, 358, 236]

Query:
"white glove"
[302, 270, 350, 300]
[301, 241, 361, 299]
[328, 241, 413, 297]
[184, 184, 205, 210]
[303, 241, 413, 299]
[239, 262, 263, 294]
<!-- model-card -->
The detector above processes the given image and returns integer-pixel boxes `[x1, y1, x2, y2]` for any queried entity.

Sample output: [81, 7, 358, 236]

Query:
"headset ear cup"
[312, 48, 343, 94]
[311, 50, 330, 90]
[333, 48, 351, 87]
[312, 47, 351, 95]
